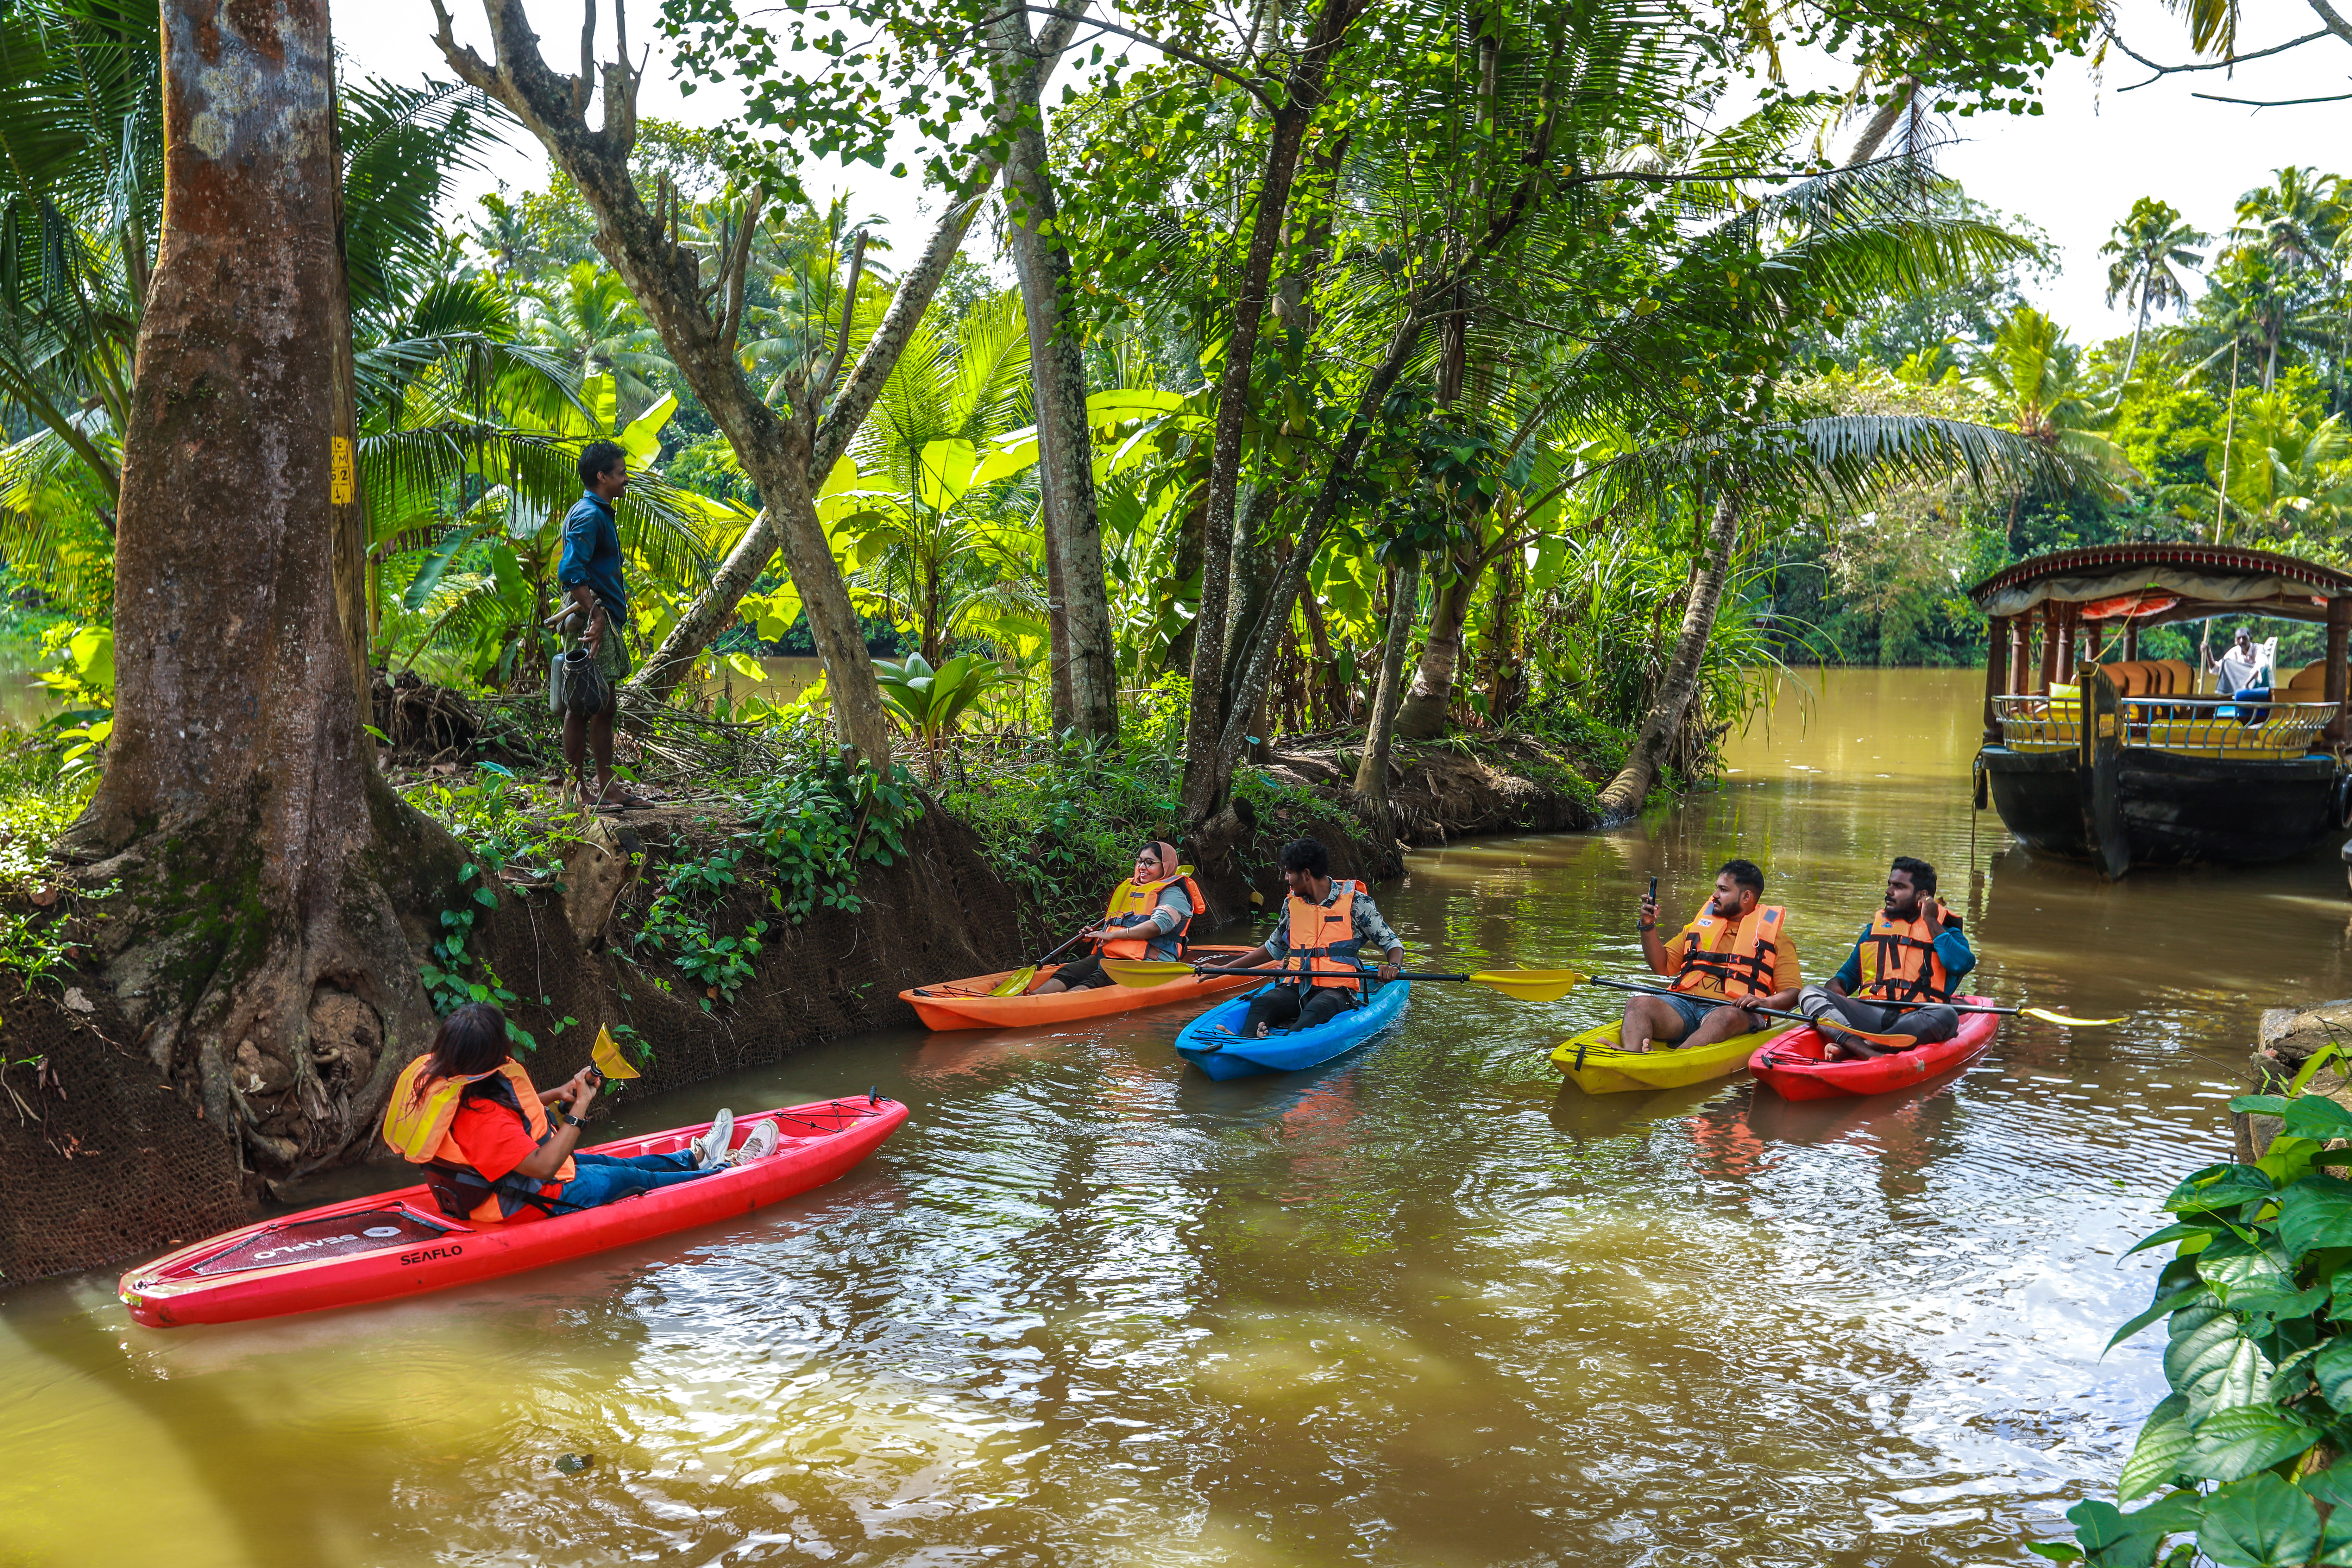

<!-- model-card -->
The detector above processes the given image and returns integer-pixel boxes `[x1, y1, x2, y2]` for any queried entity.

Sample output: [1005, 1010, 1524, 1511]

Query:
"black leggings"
[1050, 955, 1116, 990]
[1241, 984, 1356, 1035]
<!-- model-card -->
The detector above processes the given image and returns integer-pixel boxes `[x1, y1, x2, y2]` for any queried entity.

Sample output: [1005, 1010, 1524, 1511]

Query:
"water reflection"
[0, 667, 2311, 1566]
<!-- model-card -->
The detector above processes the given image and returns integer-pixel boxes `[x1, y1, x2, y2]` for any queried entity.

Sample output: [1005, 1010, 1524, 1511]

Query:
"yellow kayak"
[1549, 1018, 1793, 1094]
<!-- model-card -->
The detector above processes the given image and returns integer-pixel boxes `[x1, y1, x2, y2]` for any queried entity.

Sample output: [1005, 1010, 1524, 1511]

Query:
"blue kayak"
[1173, 980, 1413, 1080]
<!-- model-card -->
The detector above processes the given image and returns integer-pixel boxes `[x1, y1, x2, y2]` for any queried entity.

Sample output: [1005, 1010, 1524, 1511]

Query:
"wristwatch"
[555, 1110, 585, 1129]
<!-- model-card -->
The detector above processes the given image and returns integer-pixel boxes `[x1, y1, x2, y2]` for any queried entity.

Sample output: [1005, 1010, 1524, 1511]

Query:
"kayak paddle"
[584, 1024, 642, 1088]
[1000, 865, 1203, 995]
[1107, 959, 1925, 1050]
[993, 930, 1090, 996]
[1101, 958, 1593, 1003]
[1870, 998, 2123, 1027]
[1574, 975, 1923, 1050]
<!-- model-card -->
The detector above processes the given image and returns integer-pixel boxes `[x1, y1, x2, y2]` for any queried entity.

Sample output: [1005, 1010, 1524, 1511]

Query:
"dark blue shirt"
[556, 491, 628, 623]
[1832, 918, 1977, 993]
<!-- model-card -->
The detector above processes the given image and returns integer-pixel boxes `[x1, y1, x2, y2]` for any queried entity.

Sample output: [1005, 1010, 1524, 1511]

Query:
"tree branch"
[2193, 87, 2352, 105]
[815, 228, 869, 412]
[2106, 23, 2332, 83]
[988, 5, 1282, 108]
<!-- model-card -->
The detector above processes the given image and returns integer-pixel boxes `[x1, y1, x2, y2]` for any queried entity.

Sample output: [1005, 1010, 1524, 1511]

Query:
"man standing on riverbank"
[1799, 857, 1976, 1058]
[558, 440, 649, 812]
[1623, 859, 1802, 1052]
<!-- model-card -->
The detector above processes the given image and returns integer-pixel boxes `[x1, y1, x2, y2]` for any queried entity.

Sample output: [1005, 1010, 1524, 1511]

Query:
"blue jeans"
[555, 1149, 719, 1209]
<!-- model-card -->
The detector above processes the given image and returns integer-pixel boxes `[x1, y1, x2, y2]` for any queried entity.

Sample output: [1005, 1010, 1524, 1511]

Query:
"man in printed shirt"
[1222, 838, 1405, 1038]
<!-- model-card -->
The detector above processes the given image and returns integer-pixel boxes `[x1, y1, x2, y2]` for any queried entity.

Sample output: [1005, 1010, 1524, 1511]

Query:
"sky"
[347, 0, 2352, 348]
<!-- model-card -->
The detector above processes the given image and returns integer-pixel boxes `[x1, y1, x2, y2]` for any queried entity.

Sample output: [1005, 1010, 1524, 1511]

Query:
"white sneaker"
[688, 1108, 735, 1169]
[728, 1120, 780, 1165]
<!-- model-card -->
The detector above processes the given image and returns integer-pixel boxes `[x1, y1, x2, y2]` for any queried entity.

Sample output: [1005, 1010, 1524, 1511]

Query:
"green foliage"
[2061, 1065, 2352, 1566]
[874, 651, 1011, 762]
[738, 756, 923, 925]
[416, 859, 522, 1030]
[630, 849, 768, 1010]
[0, 740, 96, 999]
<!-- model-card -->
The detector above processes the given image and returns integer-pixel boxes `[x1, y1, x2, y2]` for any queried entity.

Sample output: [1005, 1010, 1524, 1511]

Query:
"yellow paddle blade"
[992, 965, 1038, 997]
[1466, 969, 1589, 1002]
[590, 1024, 640, 1081]
[2021, 1007, 2123, 1027]
[1100, 958, 1197, 989]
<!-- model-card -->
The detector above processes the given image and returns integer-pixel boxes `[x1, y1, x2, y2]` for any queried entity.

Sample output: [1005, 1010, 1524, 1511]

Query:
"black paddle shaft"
[1184, 965, 1465, 985]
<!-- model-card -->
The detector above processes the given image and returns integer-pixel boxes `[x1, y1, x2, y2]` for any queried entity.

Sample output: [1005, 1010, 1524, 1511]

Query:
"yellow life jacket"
[1854, 908, 1955, 1003]
[1669, 901, 1786, 1001]
[381, 1057, 576, 1223]
[1280, 879, 1366, 990]
[1098, 872, 1205, 961]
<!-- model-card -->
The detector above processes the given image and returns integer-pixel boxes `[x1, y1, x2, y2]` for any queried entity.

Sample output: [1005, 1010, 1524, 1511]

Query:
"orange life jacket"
[1669, 901, 1786, 1001]
[1098, 872, 1205, 961]
[1279, 879, 1367, 991]
[381, 1057, 576, 1223]
[1853, 908, 1955, 1003]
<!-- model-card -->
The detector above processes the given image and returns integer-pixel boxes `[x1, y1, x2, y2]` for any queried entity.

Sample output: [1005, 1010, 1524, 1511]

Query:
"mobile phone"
[1647, 876, 1658, 902]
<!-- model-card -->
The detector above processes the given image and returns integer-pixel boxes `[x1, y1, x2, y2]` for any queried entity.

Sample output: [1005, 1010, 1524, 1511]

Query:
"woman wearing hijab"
[1034, 840, 1203, 993]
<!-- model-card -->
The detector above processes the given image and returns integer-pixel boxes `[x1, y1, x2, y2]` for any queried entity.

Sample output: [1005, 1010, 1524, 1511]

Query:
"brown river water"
[5, 666, 2348, 1567]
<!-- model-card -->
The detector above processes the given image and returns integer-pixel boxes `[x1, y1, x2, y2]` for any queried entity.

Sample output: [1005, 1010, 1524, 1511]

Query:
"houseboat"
[1969, 543, 2352, 877]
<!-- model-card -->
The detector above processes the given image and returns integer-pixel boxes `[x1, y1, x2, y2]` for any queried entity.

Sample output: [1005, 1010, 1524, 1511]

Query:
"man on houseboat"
[1798, 856, 1977, 1058]
[1623, 859, 1802, 1053]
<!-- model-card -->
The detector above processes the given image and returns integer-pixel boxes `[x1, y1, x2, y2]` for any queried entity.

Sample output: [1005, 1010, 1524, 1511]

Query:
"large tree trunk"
[433, 0, 899, 765]
[1595, 493, 1742, 822]
[1351, 555, 1421, 832]
[1392, 553, 1480, 741]
[1179, 0, 1363, 821]
[998, 11, 1118, 742]
[63, 0, 455, 1183]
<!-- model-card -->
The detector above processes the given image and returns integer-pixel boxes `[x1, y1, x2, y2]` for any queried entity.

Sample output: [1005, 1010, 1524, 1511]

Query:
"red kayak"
[118, 1095, 907, 1328]
[1748, 1000, 1999, 1100]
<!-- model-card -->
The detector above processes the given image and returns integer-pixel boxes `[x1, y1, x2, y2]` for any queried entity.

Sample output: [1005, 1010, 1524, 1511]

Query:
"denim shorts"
[1660, 990, 1732, 1035]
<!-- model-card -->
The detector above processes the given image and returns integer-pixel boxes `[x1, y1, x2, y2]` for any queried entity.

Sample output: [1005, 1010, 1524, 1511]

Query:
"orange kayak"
[901, 945, 1263, 1031]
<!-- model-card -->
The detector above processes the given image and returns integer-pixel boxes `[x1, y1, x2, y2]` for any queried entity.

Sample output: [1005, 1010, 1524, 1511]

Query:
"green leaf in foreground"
[2068, 1493, 2205, 1568]
[2180, 1405, 2319, 1482]
[2275, 1175, 2352, 1257]
[2200, 1473, 2320, 1568]
[2117, 1394, 2190, 1499]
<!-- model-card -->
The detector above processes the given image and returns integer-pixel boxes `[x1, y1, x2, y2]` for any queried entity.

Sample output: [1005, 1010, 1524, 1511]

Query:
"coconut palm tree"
[522, 262, 677, 418]
[2100, 197, 2207, 396]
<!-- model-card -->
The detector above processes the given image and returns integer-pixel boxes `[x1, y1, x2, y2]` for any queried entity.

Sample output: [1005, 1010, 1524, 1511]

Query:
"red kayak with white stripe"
[1747, 1001, 2000, 1101]
[118, 1095, 906, 1328]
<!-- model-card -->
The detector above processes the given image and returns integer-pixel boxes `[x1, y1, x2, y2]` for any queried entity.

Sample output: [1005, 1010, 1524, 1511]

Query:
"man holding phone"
[1624, 859, 1803, 1053]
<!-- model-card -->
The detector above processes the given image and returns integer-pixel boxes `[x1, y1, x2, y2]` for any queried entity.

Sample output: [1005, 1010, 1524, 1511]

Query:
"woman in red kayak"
[384, 1003, 775, 1221]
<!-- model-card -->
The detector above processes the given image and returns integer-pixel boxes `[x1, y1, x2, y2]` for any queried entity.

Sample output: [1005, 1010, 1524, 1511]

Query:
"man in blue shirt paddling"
[556, 440, 647, 811]
[1798, 856, 1977, 1059]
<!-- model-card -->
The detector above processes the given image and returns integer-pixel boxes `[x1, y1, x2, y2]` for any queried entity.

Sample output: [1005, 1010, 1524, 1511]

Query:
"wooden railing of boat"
[1993, 693, 2338, 759]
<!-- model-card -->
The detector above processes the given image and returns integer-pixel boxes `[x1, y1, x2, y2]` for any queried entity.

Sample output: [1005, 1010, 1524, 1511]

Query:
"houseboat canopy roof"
[1968, 543, 2352, 626]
